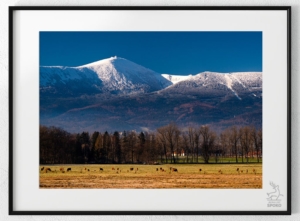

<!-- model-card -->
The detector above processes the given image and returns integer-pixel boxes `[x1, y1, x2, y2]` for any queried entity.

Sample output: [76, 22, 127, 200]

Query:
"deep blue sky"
[40, 32, 262, 75]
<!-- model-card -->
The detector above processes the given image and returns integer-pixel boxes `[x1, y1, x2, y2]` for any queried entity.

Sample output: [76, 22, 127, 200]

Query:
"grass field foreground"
[40, 164, 262, 189]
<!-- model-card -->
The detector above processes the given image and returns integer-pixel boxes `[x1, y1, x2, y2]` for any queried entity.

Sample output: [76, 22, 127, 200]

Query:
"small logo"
[267, 182, 283, 207]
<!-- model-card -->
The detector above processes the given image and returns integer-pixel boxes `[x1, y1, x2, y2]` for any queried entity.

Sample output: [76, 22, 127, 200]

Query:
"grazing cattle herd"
[40, 166, 259, 175]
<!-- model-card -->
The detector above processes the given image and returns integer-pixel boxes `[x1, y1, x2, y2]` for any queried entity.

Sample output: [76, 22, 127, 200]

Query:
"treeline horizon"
[40, 123, 262, 165]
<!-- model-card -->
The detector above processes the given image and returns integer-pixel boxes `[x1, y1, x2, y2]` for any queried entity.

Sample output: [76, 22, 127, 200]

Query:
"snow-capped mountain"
[40, 66, 102, 95]
[160, 71, 262, 100]
[40, 57, 262, 133]
[40, 56, 172, 95]
[40, 57, 261, 99]
[161, 74, 193, 84]
[80, 57, 172, 92]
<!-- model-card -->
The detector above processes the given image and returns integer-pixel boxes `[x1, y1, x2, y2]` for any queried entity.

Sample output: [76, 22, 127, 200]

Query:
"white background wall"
[0, 0, 299, 220]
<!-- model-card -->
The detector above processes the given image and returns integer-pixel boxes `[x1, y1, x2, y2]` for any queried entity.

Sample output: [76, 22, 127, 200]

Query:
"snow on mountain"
[40, 60, 262, 132]
[230, 72, 262, 89]
[40, 66, 104, 95]
[78, 56, 172, 94]
[40, 57, 172, 95]
[40, 66, 101, 87]
[226, 72, 262, 99]
[224, 74, 241, 100]
[161, 74, 193, 84]
[159, 71, 262, 100]
[40, 57, 261, 100]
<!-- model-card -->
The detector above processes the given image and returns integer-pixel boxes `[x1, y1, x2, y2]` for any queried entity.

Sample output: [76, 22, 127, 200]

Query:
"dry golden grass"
[39, 164, 262, 189]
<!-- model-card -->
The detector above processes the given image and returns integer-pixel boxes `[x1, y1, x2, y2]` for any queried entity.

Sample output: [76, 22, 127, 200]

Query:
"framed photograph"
[9, 6, 291, 215]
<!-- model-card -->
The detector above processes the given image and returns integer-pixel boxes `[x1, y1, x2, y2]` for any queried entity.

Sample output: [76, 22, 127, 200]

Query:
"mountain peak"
[73, 56, 172, 94]
[78, 56, 127, 68]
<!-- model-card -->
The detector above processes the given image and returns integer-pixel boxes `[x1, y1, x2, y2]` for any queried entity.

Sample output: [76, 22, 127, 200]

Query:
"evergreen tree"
[90, 131, 100, 162]
[113, 131, 122, 163]
[121, 131, 129, 163]
[79, 132, 90, 163]
[137, 132, 146, 162]
[103, 131, 111, 163]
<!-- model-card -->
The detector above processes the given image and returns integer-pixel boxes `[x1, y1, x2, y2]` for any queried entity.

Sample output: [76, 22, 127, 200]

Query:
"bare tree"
[175, 129, 181, 163]
[220, 130, 229, 162]
[240, 126, 252, 163]
[157, 126, 168, 163]
[128, 131, 137, 163]
[156, 123, 181, 163]
[188, 127, 196, 162]
[200, 125, 216, 163]
[144, 132, 157, 164]
[165, 123, 180, 163]
[251, 127, 261, 162]
[213, 136, 224, 163]
[258, 129, 262, 160]
[194, 128, 201, 163]
[181, 132, 190, 163]
[228, 126, 240, 163]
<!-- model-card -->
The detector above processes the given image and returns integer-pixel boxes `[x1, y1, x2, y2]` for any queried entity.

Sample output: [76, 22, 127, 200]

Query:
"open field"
[40, 164, 262, 189]
[158, 156, 262, 164]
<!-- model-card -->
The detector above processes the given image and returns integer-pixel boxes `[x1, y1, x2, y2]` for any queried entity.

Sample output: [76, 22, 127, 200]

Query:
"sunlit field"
[40, 163, 262, 189]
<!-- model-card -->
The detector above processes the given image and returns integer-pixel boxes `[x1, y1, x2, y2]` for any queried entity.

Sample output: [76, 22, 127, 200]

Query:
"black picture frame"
[9, 6, 291, 215]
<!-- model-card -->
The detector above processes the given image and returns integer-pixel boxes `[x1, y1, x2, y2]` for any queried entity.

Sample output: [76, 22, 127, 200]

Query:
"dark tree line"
[40, 123, 262, 164]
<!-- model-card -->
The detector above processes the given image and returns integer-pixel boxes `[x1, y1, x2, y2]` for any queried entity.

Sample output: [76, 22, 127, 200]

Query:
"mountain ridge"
[40, 57, 262, 133]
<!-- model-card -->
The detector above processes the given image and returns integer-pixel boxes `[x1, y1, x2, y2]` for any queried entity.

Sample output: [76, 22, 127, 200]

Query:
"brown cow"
[100, 168, 103, 171]
[60, 168, 64, 172]
[112, 167, 115, 170]
[130, 167, 134, 171]
[199, 168, 202, 172]
[41, 167, 44, 171]
[172, 168, 178, 172]
[67, 168, 71, 172]
[45, 168, 51, 173]
[156, 168, 158, 171]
